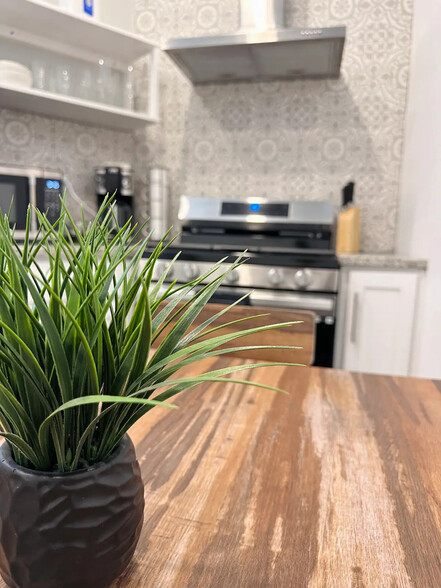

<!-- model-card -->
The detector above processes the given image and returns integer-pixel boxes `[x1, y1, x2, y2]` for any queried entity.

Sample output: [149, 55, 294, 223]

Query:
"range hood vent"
[164, 0, 346, 84]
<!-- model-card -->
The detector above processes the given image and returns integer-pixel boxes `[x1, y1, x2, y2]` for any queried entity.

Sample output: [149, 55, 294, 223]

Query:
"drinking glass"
[78, 67, 93, 101]
[55, 64, 71, 95]
[32, 61, 47, 91]
[123, 65, 135, 110]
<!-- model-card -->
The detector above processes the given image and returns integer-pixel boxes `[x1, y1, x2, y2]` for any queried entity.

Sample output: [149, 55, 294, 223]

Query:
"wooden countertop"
[114, 358, 441, 587]
[4, 359, 441, 587]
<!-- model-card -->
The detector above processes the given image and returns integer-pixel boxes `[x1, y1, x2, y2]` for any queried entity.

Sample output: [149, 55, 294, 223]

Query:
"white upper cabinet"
[340, 270, 419, 376]
[0, 0, 160, 129]
[0, 0, 156, 66]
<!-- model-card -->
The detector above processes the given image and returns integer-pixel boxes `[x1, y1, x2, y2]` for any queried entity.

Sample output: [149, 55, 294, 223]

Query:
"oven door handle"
[249, 291, 335, 315]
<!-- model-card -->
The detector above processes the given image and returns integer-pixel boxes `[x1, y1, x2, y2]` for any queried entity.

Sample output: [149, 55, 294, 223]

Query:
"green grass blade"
[38, 395, 178, 450]
[0, 432, 46, 470]
[1, 241, 73, 403]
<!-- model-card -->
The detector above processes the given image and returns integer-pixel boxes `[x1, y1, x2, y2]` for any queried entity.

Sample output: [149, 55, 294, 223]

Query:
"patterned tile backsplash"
[0, 0, 414, 252]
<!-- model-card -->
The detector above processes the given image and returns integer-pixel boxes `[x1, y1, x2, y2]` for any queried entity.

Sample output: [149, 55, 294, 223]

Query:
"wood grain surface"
[3, 360, 441, 587]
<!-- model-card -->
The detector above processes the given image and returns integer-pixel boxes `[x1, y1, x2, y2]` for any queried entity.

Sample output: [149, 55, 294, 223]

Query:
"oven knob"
[267, 268, 285, 286]
[225, 269, 240, 284]
[183, 263, 199, 281]
[294, 269, 313, 289]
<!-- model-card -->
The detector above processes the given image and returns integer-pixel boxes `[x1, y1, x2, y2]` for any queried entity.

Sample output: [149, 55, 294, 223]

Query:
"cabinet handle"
[350, 292, 359, 344]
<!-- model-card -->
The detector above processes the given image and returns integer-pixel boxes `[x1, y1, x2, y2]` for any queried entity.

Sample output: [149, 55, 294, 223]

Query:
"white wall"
[397, 0, 441, 378]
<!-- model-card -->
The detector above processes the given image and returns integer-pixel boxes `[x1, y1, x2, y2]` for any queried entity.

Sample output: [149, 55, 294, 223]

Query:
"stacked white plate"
[0, 61, 33, 88]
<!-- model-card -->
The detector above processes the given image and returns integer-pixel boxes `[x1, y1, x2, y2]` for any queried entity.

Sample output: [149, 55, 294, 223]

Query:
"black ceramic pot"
[0, 435, 144, 588]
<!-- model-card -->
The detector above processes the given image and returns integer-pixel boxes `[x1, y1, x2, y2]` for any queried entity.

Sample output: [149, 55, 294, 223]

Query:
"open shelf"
[0, 83, 158, 131]
[0, 0, 158, 67]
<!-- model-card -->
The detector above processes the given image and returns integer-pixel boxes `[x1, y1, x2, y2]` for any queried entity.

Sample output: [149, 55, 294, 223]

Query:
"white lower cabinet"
[34, 259, 51, 277]
[340, 270, 419, 376]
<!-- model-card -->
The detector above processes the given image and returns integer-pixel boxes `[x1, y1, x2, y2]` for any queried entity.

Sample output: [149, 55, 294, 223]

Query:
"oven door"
[207, 286, 337, 368]
[0, 173, 31, 232]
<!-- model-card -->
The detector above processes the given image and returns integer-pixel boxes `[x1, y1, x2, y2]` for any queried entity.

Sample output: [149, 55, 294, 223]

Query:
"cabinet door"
[36, 259, 51, 277]
[342, 270, 418, 376]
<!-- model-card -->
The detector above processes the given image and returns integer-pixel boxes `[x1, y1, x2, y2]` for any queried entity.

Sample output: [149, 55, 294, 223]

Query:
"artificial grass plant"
[0, 198, 300, 473]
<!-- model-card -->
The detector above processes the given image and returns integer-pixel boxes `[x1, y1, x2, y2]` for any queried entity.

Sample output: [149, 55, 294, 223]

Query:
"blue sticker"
[84, 0, 93, 16]
[249, 203, 261, 212]
[46, 180, 60, 190]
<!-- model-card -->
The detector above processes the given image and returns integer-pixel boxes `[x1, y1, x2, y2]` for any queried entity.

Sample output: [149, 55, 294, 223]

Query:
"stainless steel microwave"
[0, 166, 63, 238]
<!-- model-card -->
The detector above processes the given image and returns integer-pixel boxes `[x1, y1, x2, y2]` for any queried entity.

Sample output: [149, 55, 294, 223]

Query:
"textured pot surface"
[0, 436, 145, 588]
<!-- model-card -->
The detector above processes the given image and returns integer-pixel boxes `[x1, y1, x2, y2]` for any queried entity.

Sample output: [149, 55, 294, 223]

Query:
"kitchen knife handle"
[350, 292, 359, 344]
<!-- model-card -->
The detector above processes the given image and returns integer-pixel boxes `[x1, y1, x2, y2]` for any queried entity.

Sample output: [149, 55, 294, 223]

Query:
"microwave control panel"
[36, 177, 63, 224]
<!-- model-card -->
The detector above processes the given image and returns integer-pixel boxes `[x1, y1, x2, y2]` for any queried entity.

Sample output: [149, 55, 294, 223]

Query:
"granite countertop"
[338, 253, 427, 270]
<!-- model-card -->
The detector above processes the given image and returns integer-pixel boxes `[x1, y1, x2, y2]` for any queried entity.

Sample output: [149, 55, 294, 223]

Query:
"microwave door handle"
[29, 175, 37, 232]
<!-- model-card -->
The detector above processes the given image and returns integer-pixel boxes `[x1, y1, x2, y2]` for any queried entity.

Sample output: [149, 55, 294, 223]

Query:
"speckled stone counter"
[338, 254, 427, 271]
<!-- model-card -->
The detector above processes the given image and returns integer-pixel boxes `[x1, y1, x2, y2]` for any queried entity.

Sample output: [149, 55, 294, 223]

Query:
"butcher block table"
[3, 359, 441, 587]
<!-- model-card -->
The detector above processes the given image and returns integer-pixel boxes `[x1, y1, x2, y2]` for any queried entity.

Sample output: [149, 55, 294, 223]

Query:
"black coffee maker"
[95, 163, 134, 227]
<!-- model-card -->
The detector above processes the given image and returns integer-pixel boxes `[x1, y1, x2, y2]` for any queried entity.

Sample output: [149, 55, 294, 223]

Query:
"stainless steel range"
[152, 196, 339, 367]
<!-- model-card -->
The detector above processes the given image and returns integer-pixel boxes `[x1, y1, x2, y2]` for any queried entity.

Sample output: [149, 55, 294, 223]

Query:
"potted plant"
[0, 199, 298, 588]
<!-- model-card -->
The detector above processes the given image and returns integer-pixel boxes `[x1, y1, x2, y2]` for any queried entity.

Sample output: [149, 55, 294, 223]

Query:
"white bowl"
[0, 61, 32, 88]
[0, 60, 31, 75]
[0, 70, 33, 88]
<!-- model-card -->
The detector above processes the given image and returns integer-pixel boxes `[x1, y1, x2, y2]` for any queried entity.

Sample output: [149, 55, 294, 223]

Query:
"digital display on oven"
[0, 183, 17, 224]
[221, 202, 289, 217]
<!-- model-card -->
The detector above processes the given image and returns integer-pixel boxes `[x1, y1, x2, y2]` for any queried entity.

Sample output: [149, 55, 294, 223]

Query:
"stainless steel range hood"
[164, 0, 346, 84]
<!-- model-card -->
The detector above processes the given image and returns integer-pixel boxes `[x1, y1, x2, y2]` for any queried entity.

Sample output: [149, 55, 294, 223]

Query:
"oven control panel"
[153, 260, 339, 293]
[178, 196, 335, 226]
